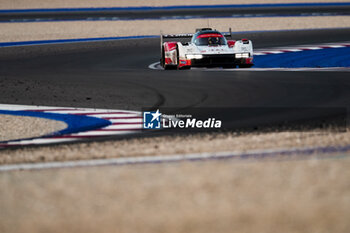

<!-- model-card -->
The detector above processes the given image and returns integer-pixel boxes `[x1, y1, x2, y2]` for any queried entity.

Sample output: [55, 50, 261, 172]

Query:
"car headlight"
[186, 54, 203, 59]
[235, 53, 249, 58]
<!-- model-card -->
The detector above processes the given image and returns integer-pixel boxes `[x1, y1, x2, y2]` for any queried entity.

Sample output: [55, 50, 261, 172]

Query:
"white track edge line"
[0, 145, 338, 172]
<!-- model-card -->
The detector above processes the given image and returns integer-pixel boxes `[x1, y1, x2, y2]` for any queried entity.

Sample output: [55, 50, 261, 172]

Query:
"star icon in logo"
[151, 109, 161, 122]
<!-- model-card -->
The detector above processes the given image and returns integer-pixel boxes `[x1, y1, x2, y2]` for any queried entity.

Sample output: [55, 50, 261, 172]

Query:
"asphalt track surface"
[1, 4, 350, 22]
[1, 28, 350, 137]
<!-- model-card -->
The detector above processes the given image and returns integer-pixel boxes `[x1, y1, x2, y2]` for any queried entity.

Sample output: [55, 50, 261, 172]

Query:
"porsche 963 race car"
[161, 28, 254, 70]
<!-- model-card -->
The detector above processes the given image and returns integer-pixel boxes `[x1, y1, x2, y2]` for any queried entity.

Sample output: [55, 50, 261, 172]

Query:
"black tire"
[161, 46, 165, 68]
[176, 46, 180, 70]
[179, 66, 191, 70]
[239, 64, 253, 68]
[223, 64, 236, 69]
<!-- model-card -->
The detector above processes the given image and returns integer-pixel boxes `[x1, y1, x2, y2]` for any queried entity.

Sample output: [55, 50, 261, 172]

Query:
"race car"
[160, 28, 254, 70]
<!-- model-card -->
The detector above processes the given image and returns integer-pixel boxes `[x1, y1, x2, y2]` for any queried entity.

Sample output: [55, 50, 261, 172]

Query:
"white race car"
[161, 28, 254, 70]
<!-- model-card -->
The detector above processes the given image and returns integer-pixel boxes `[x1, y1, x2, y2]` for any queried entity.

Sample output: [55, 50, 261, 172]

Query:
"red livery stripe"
[197, 33, 223, 38]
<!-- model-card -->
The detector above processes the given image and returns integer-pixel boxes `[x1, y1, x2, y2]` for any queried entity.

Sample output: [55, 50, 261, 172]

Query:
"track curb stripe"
[0, 104, 144, 147]
[254, 42, 350, 55]
[0, 109, 111, 136]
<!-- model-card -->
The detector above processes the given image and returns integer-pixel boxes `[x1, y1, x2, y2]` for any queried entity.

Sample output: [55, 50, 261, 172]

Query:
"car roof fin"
[196, 28, 213, 32]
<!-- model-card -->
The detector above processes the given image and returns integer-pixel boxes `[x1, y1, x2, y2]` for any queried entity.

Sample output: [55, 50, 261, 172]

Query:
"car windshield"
[194, 36, 226, 46]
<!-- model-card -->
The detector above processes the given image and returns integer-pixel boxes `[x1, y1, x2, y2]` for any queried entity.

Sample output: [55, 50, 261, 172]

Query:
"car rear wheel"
[223, 64, 236, 69]
[161, 46, 165, 68]
[239, 64, 253, 68]
[176, 46, 180, 70]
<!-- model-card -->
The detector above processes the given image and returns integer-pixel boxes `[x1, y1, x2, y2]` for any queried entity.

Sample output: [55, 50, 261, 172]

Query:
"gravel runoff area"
[1, 0, 349, 9]
[1, 16, 350, 43]
[1, 129, 350, 165]
[0, 151, 349, 233]
[0, 114, 67, 141]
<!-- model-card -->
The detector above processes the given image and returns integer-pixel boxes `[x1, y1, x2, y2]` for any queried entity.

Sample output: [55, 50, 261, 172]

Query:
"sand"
[0, 155, 349, 233]
[0, 114, 67, 141]
[1, 129, 350, 165]
[1, 16, 349, 43]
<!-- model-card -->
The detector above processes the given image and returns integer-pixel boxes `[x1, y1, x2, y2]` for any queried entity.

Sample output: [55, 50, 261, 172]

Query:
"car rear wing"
[160, 28, 234, 48]
[160, 32, 193, 49]
[223, 28, 234, 39]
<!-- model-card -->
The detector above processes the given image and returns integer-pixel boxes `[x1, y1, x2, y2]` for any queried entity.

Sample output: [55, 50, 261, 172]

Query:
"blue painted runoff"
[254, 47, 350, 68]
[0, 110, 111, 138]
[0, 35, 158, 48]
